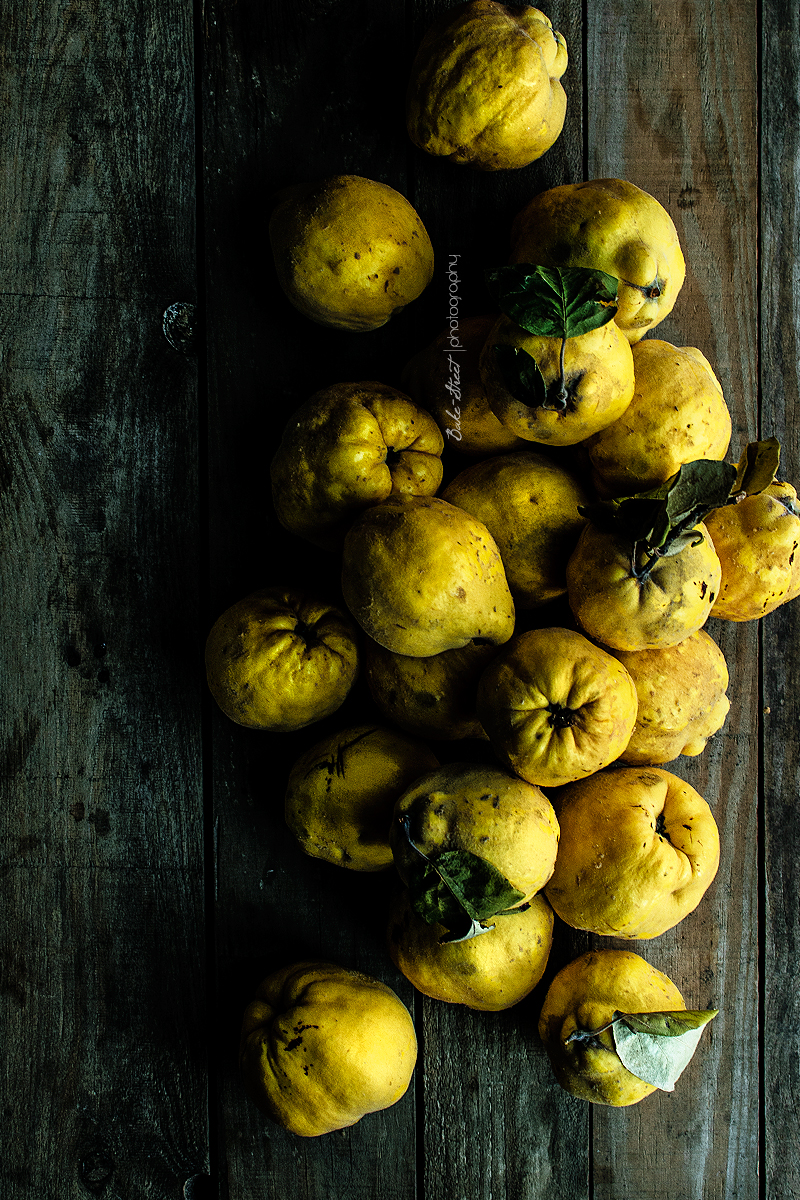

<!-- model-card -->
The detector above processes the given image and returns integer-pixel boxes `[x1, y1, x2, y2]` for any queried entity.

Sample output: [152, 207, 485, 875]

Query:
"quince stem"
[542, 335, 569, 412]
[630, 541, 663, 584]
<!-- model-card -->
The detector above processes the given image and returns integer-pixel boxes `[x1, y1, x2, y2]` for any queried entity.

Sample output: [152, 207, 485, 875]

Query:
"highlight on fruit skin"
[239, 961, 417, 1137]
[269, 174, 434, 331]
[406, 1, 568, 171]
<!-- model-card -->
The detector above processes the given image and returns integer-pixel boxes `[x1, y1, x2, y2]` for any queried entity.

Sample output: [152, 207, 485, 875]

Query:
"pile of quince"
[217, 2, 800, 1140]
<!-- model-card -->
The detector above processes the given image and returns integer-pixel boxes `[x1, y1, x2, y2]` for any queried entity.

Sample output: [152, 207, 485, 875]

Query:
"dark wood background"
[2, 0, 797, 1196]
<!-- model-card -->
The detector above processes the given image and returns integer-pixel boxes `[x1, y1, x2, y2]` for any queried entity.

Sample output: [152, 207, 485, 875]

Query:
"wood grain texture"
[761, 2, 800, 1197]
[201, 3, 420, 1197]
[0, 0, 206, 1196]
[586, 2, 760, 1198]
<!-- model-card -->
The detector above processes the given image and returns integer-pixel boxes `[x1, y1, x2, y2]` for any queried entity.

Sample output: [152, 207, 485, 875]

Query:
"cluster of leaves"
[566, 1008, 719, 1092]
[396, 815, 526, 943]
[581, 438, 782, 580]
[485, 264, 619, 410]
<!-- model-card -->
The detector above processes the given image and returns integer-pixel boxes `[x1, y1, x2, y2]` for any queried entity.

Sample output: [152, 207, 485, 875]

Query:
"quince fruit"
[390, 762, 560, 909]
[269, 175, 434, 331]
[406, 1, 568, 171]
[476, 627, 638, 787]
[442, 450, 590, 607]
[611, 631, 730, 764]
[545, 766, 720, 939]
[387, 885, 554, 1011]
[538, 949, 687, 1106]
[284, 725, 440, 871]
[566, 521, 722, 650]
[239, 961, 417, 1136]
[704, 480, 800, 620]
[270, 381, 444, 550]
[400, 314, 528, 457]
[510, 179, 686, 343]
[341, 494, 515, 657]
[205, 587, 359, 731]
[363, 637, 497, 740]
[586, 340, 732, 498]
[479, 311, 635, 446]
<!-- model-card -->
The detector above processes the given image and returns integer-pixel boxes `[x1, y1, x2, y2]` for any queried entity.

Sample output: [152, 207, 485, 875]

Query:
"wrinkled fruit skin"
[442, 450, 590, 607]
[544, 766, 720, 939]
[270, 381, 444, 550]
[538, 949, 686, 1106]
[269, 175, 434, 331]
[510, 179, 686, 343]
[704, 481, 800, 620]
[205, 587, 359, 731]
[566, 522, 722, 651]
[479, 313, 635, 446]
[391, 761, 560, 905]
[401, 313, 528, 457]
[239, 962, 417, 1136]
[611, 630, 730, 764]
[388, 885, 554, 1011]
[363, 637, 497, 740]
[284, 725, 440, 871]
[476, 627, 639, 787]
[341, 494, 515, 657]
[406, 1, 568, 171]
[586, 340, 732, 498]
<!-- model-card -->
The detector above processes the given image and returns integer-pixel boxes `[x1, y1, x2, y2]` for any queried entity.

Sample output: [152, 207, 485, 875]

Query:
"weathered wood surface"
[2, 0, 798, 1196]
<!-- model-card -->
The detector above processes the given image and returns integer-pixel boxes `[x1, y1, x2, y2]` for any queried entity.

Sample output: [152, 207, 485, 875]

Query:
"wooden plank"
[585, 2, 760, 1197]
[201, 3, 420, 1198]
[0, 1, 207, 1196]
[761, 2, 800, 1196]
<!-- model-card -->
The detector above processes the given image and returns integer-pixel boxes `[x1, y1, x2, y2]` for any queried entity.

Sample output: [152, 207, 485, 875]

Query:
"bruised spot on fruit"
[455, 587, 467, 600]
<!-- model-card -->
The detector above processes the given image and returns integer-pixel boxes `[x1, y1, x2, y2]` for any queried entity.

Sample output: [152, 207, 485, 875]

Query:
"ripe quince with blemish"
[239, 961, 417, 1136]
[544, 766, 720, 939]
[538, 950, 686, 1106]
[400, 314, 528, 457]
[510, 179, 686, 343]
[341, 494, 515, 657]
[390, 762, 560, 907]
[387, 885, 554, 1011]
[566, 521, 722, 651]
[611, 630, 730, 764]
[704, 480, 800, 620]
[204, 587, 359, 731]
[475, 627, 638, 787]
[269, 175, 434, 331]
[406, 1, 568, 171]
[442, 450, 590, 607]
[363, 637, 497, 740]
[586, 340, 732, 498]
[284, 725, 440, 871]
[270, 381, 444, 550]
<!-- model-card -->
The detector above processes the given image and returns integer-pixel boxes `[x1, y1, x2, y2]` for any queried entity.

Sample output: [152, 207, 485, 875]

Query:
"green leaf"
[611, 1009, 718, 1091]
[492, 344, 548, 409]
[486, 264, 619, 339]
[732, 437, 781, 496]
[580, 458, 739, 572]
[397, 815, 526, 937]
